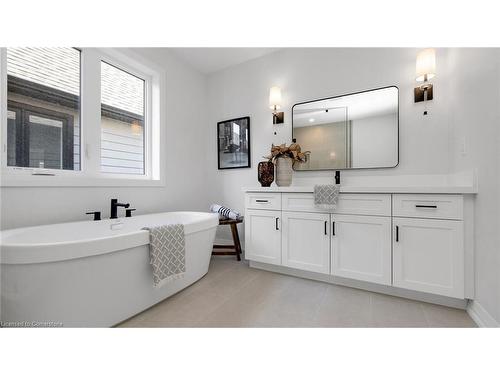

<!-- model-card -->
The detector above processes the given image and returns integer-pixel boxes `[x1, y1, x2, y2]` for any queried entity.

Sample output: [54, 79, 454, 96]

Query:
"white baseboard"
[467, 301, 500, 327]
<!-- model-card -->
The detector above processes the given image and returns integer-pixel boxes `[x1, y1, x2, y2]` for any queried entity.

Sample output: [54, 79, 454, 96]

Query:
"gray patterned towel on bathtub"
[314, 184, 340, 209]
[143, 224, 185, 287]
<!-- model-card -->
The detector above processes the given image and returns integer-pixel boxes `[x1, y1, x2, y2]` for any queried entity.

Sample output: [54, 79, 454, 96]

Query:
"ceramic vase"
[258, 161, 274, 187]
[275, 157, 293, 187]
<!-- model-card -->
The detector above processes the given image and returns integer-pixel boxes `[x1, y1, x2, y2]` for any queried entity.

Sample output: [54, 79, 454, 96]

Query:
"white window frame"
[0, 48, 164, 187]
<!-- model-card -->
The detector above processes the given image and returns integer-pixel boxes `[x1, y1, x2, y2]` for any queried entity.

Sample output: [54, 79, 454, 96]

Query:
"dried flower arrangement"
[264, 142, 310, 164]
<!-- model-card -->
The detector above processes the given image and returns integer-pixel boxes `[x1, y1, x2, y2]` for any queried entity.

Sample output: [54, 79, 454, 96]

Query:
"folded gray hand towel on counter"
[314, 184, 340, 209]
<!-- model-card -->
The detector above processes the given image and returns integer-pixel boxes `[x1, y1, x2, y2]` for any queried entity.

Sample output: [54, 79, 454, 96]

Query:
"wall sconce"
[269, 86, 284, 124]
[414, 48, 436, 104]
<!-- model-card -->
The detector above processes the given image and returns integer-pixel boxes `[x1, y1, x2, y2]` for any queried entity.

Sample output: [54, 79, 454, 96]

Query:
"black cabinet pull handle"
[275, 217, 279, 230]
[395, 225, 399, 242]
[415, 204, 437, 209]
[256, 199, 269, 203]
[332, 221, 335, 236]
[324, 221, 327, 235]
[86, 211, 101, 221]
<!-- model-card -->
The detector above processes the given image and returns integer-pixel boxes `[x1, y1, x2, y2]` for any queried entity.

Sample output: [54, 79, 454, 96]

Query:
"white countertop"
[243, 171, 478, 194]
[242, 185, 477, 194]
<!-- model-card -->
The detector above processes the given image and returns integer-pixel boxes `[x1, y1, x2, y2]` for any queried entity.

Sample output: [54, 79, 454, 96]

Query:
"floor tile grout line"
[309, 285, 329, 326]
[368, 293, 374, 327]
[420, 302, 432, 327]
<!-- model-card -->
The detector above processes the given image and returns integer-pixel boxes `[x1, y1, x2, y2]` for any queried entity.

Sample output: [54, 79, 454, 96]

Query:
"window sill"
[0, 172, 165, 187]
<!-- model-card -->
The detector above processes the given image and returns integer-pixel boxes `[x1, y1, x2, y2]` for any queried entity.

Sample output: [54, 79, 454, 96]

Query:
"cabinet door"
[282, 211, 330, 274]
[331, 214, 392, 286]
[244, 209, 281, 265]
[393, 218, 464, 298]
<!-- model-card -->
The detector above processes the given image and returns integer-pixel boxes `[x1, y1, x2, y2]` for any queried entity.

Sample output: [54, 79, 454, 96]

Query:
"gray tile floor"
[118, 256, 476, 328]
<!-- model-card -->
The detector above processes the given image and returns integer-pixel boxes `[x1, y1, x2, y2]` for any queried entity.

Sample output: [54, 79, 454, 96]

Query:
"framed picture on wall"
[217, 116, 251, 169]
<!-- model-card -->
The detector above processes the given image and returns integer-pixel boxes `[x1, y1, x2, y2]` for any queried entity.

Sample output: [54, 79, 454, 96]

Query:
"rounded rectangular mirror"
[292, 86, 399, 171]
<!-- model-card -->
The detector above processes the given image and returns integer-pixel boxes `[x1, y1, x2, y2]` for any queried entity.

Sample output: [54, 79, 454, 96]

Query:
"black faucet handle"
[86, 211, 101, 221]
[125, 208, 136, 218]
[335, 170, 341, 185]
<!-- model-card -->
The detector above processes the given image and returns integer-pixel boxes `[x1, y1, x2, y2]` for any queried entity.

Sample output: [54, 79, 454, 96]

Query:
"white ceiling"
[170, 48, 279, 74]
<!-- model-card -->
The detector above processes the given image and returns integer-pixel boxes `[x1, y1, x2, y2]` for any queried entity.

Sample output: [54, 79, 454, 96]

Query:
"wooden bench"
[212, 217, 244, 261]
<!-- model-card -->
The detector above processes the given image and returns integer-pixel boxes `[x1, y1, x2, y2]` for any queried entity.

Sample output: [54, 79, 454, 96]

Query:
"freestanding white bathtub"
[0, 211, 219, 327]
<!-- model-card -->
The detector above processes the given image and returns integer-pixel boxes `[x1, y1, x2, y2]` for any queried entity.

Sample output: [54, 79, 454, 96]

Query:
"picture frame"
[217, 116, 251, 169]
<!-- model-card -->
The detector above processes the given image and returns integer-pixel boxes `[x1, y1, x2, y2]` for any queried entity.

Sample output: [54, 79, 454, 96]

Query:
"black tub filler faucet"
[110, 198, 130, 219]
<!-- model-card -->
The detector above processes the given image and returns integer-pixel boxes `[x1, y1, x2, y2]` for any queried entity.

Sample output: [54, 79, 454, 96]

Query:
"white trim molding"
[467, 300, 500, 328]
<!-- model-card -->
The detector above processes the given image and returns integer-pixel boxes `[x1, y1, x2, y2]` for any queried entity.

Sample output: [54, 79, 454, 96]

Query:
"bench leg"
[230, 223, 242, 261]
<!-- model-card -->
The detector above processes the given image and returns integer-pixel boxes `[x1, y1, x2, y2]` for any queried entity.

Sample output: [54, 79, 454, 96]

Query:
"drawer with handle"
[282, 193, 391, 216]
[392, 194, 463, 220]
[245, 193, 282, 210]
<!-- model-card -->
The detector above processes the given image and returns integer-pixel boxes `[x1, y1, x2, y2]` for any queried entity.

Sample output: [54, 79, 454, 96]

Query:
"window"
[1, 48, 162, 186]
[100, 61, 145, 175]
[6, 47, 81, 170]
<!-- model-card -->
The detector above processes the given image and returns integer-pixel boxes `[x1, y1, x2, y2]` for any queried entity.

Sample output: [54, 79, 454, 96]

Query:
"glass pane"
[6, 47, 81, 170]
[7, 110, 17, 166]
[100, 61, 145, 175]
[28, 114, 63, 169]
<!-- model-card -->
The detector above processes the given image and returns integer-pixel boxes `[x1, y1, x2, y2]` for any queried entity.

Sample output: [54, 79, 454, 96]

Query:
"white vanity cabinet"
[392, 194, 465, 299]
[243, 188, 472, 303]
[244, 209, 281, 265]
[245, 191, 392, 280]
[281, 211, 331, 274]
[331, 214, 392, 285]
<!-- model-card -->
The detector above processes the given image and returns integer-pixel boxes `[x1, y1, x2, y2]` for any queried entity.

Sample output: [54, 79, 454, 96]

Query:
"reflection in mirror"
[292, 86, 398, 171]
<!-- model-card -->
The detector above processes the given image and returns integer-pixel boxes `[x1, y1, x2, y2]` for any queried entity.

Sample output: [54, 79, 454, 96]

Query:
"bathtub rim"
[1, 211, 219, 265]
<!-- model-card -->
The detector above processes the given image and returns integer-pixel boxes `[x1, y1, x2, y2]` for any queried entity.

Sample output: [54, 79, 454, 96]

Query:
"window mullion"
[80, 48, 101, 176]
[0, 48, 7, 170]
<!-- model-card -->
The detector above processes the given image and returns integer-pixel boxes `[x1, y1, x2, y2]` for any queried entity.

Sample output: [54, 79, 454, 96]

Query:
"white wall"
[0, 48, 209, 230]
[206, 48, 452, 225]
[206, 47, 499, 325]
[447, 48, 500, 325]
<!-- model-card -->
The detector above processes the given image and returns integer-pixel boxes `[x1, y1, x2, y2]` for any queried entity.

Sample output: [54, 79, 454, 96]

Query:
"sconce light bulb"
[269, 86, 282, 110]
[416, 48, 436, 82]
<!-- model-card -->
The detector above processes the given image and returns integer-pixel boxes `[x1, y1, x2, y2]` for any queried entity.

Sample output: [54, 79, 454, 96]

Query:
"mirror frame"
[291, 85, 399, 171]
